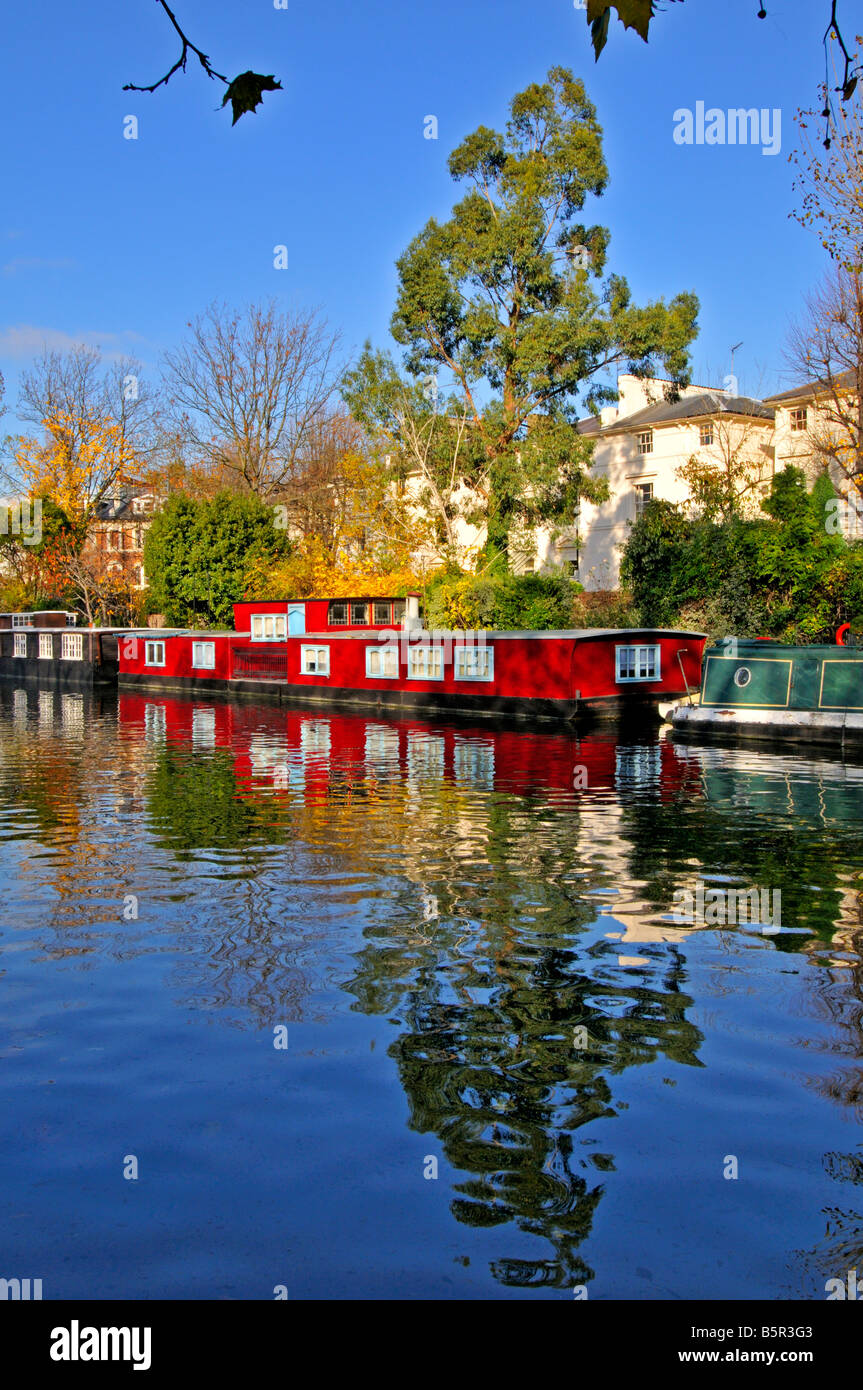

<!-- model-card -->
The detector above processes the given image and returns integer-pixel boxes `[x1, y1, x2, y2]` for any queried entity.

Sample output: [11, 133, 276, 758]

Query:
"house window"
[790, 407, 808, 432]
[61, 632, 83, 661]
[11, 614, 32, 628]
[328, 601, 349, 626]
[145, 640, 165, 666]
[39, 634, 53, 660]
[699, 423, 714, 447]
[407, 644, 444, 681]
[192, 641, 216, 669]
[350, 602, 370, 625]
[616, 644, 661, 682]
[634, 482, 654, 518]
[636, 431, 653, 455]
[251, 613, 287, 641]
[366, 644, 399, 678]
[454, 646, 494, 681]
[13, 633, 27, 658]
[372, 602, 392, 625]
[301, 645, 330, 676]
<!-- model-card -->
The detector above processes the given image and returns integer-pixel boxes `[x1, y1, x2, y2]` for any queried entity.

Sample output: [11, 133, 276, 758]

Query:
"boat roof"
[297, 627, 707, 640]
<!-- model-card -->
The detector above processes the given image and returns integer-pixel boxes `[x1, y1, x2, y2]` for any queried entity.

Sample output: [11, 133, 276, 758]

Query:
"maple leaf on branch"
[583, 0, 861, 109]
[125, 1, 282, 125]
[585, 0, 677, 60]
[221, 72, 283, 126]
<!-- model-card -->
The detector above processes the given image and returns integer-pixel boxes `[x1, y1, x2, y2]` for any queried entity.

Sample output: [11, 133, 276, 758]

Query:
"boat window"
[38, 634, 54, 660]
[328, 602, 348, 626]
[61, 632, 83, 661]
[615, 644, 660, 682]
[454, 645, 494, 681]
[145, 640, 166, 666]
[372, 602, 392, 625]
[301, 645, 330, 676]
[13, 633, 27, 658]
[407, 645, 444, 681]
[366, 644, 399, 678]
[733, 666, 752, 688]
[251, 613, 287, 642]
[351, 602, 370, 625]
[392, 600, 406, 623]
[192, 641, 216, 669]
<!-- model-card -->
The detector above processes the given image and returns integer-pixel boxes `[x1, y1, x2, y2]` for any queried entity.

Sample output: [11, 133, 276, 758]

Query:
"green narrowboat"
[671, 634, 863, 749]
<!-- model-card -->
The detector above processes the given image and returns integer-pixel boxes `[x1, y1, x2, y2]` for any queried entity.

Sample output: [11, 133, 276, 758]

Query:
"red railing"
[231, 645, 288, 681]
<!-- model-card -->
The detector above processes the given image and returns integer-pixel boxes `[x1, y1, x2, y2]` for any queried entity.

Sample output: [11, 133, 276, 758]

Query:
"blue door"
[287, 604, 305, 636]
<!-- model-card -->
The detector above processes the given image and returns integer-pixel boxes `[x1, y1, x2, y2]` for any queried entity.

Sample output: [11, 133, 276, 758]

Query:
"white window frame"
[192, 641, 216, 670]
[454, 646, 494, 682]
[38, 633, 54, 660]
[145, 640, 166, 667]
[350, 601, 370, 626]
[61, 632, 83, 661]
[372, 602, 392, 625]
[636, 430, 653, 455]
[633, 481, 654, 519]
[790, 406, 808, 433]
[407, 644, 444, 681]
[365, 644, 399, 679]
[250, 613, 287, 642]
[328, 601, 349, 626]
[300, 644, 330, 676]
[11, 614, 32, 629]
[615, 644, 661, 683]
[13, 632, 27, 658]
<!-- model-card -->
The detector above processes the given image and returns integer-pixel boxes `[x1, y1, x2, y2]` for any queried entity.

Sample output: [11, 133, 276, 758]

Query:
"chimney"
[403, 592, 423, 632]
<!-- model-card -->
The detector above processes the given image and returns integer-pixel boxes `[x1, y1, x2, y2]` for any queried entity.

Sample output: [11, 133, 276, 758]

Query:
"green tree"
[143, 491, 290, 627]
[383, 67, 698, 564]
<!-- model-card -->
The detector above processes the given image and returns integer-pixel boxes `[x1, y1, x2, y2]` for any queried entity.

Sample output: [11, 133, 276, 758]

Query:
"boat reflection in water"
[118, 693, 863, 1292]
[118, 691, 710, 1290]
[2, 682, 861, 1297]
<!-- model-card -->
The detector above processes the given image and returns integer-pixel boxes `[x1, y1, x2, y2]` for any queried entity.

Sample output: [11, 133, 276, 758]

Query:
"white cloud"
[2, 257, 78, 277]
[0, 324, 148, 361]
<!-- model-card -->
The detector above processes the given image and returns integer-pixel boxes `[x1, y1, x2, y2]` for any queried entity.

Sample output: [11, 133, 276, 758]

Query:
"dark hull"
[0, 658, 116, 687]
[671, 703, 863, 749]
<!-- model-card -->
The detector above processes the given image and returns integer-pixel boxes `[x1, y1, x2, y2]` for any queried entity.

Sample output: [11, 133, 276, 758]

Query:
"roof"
[234, 596, 408, 604]
[595, 392, 774, 434]
[297, 627, 707, 641]
[764, 369, 856, 404]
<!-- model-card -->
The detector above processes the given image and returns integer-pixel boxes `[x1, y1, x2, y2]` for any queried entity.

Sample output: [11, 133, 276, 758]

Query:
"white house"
[531, 375, 776, 590]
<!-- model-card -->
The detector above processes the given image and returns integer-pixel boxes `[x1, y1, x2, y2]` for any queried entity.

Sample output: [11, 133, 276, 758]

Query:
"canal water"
[1, 684, 862, 1300]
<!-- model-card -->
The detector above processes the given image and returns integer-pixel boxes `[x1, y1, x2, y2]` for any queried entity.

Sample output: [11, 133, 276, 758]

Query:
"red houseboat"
[116, 594, 705, 724]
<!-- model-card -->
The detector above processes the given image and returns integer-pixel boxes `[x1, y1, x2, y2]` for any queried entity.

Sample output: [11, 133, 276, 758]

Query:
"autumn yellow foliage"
[16, 411, 138, 525]
[244, 447, 444, 599]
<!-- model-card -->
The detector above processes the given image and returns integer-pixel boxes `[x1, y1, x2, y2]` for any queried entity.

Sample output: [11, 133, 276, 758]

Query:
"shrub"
[424, 568, 580, 630]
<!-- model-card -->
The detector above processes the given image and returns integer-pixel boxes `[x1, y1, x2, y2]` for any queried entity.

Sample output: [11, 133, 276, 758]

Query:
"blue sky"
[0, 0, 840, 432]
